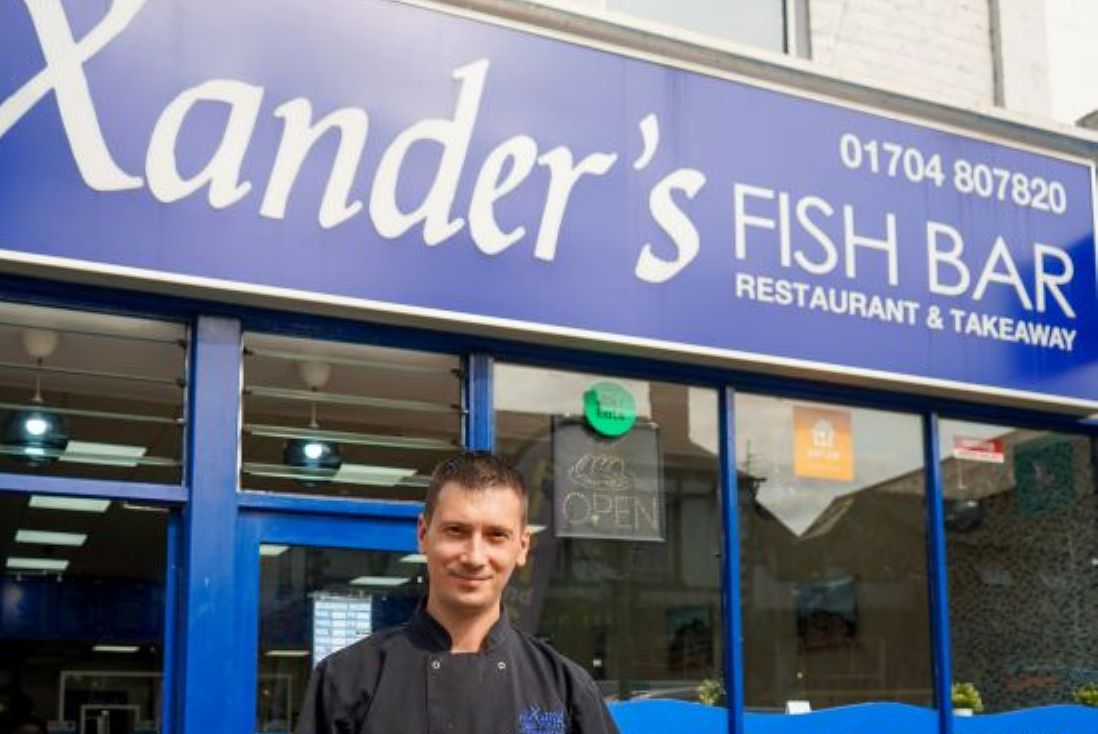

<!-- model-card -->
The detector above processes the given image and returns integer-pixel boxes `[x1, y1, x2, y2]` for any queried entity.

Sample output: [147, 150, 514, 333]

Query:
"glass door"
[237, 511, 420, 734]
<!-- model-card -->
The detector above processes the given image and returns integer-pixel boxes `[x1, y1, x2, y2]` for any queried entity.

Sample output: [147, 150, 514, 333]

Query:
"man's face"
[418, 481, 530, 618]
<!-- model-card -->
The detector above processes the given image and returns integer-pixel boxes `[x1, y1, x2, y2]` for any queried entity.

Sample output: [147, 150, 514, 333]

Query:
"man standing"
[295, 452, 621, 734]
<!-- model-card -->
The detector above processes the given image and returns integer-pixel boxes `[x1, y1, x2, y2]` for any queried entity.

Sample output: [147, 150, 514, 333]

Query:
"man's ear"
[516, 525, 531, 568]
[417, 514, 428, 554]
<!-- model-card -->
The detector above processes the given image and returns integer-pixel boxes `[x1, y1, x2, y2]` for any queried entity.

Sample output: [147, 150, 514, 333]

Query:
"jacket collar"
[409, 597, 511, 653]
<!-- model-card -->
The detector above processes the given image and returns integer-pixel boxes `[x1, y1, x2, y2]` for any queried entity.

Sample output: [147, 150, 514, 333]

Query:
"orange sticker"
[793, 406, 854, 481]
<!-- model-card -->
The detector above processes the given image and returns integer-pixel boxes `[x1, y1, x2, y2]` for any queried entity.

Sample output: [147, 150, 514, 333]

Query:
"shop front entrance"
[236, 511, 419, 734]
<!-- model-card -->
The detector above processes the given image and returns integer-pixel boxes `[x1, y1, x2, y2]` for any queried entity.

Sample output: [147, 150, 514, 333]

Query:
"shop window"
[241, 334, 462, 499]
[940, 421, 1098, 712]
[0, 492, 168, 734]
[491, 363, 723, 701]
[736, 394, 932, 710]
[0, 303, 186, 485]
[527, 0, 788, 53]
[256, 546, 420, 731]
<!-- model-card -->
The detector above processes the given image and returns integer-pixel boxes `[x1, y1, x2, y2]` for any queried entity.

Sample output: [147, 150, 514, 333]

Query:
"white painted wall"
[809, 0, 996, 110]
[805, 0, 1098, 126]
[1044, 0, 1098, 124]
[996, 0, 1051, 117]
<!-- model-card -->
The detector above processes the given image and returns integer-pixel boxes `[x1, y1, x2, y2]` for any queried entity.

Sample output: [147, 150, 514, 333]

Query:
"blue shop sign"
[0, 0, 1095, 409]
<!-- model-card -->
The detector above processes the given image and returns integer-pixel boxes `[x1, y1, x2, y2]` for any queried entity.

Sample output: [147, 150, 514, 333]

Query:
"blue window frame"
[0, 273, 1095, 734]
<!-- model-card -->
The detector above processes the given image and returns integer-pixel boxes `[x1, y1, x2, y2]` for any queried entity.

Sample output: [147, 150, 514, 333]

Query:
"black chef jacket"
[295, 603, 621, 734]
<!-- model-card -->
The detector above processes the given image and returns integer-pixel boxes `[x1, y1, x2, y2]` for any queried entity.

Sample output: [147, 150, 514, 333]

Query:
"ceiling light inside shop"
[283, 361, 343, 480]
[59, 441, 147, 467]
[3, 329, 70, 467]
[15, 529, 87, 547]
[122, 503, 169, 513]
[332, 464, 416, 486]
[2, 408, 70, 466]
[29, 495, 110, 513]
[93, 645, 139, 653]
[7, 556, 69, 571]
[399, 553, 427, 564]
[265, 650, 310, 658]
[528, 524, 546, 534]
[349, 575, 409, 587]
[283, 438, 342, 476]
[260, 544, 289, 557]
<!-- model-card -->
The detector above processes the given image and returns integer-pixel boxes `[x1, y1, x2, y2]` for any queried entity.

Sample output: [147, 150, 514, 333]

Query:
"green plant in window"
[1074, 683, 1098, 707]
[697, 679, 725, 707]
[951, 682, 984, 713]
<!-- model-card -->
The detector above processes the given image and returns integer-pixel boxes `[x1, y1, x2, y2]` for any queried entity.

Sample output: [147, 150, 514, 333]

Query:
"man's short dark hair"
[424, 452, 527, 523]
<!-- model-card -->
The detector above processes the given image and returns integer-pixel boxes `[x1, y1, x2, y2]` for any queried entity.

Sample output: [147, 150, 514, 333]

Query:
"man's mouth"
[451, 573, 491, 583]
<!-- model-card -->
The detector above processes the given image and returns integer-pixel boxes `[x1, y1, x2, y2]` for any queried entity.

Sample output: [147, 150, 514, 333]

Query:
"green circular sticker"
[583, 382, 637, 437]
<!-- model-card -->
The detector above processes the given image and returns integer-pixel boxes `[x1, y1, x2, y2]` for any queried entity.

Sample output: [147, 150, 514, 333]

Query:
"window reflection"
[941, 421, 1098, 712]
[736, 394, 931, 710]
[529, 0, 786, 52]
[495, 363, 722, 702]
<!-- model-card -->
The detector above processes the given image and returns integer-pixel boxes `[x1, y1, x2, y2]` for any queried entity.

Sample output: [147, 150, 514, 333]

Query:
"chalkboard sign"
[552, 417, 664, 542]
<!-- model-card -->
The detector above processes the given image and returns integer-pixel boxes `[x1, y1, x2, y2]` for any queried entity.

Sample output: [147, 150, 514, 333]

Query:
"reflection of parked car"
[604, 684, 705, 703]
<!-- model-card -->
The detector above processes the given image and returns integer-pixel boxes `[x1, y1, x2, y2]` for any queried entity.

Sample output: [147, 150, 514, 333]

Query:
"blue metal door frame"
[234, 511, 419, 734]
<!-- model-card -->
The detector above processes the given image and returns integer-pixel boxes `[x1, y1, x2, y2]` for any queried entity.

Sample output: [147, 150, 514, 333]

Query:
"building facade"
[0, 2, 1096, 734]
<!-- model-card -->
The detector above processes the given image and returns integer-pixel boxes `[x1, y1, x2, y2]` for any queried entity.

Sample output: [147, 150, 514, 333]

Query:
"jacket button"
[497, 661, 506, 670]
[431, 659, 441, 670]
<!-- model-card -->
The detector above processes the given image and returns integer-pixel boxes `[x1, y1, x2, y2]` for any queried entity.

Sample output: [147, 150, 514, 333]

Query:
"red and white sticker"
[953, 436, 1005, 464]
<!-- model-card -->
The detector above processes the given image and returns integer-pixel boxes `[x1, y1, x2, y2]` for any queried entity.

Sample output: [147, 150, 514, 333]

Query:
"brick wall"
[809, 0, 997, 111]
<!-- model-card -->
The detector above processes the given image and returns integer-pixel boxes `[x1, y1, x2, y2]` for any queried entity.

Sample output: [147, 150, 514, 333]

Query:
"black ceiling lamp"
[2, 329, 70, 467]
[282, 360, 342, 481]
[283, 436, 342, 474]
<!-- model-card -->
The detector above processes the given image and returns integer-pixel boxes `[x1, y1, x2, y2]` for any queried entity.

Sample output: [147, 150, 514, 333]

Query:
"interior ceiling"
[0, 493, 167, 582]
[0, 301, 185, 404]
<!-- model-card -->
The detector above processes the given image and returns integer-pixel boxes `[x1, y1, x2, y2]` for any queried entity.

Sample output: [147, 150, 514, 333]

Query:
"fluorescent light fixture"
[7, 557, 69, 571]
[399, 553, 427, 564]
[265, 649, 311, 658]
[93, 645, 139, 653]
[260, 544, 290, 557]
[349, 575, 409, 587]
[122, 503, 168, 513]
[333, 464, 416, 487]
[60, 441, 147, 467]
[15, 530, 87, 547]
[528, 524, 547, 534]
[29, 495, 110, 513]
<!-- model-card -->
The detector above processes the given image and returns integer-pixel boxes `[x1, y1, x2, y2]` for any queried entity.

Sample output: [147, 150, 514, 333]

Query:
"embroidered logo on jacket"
[516, 706, 566, 734]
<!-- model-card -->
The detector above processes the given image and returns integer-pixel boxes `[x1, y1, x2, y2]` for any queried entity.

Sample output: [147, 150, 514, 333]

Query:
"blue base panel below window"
[608, 701, 1098, 734]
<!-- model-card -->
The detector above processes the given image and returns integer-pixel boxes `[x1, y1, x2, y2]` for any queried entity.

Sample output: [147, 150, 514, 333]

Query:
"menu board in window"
[311, 594, 373, 664]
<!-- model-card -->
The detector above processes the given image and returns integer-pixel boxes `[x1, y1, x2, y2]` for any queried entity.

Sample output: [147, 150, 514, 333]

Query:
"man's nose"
[461, 534, 487, 565]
